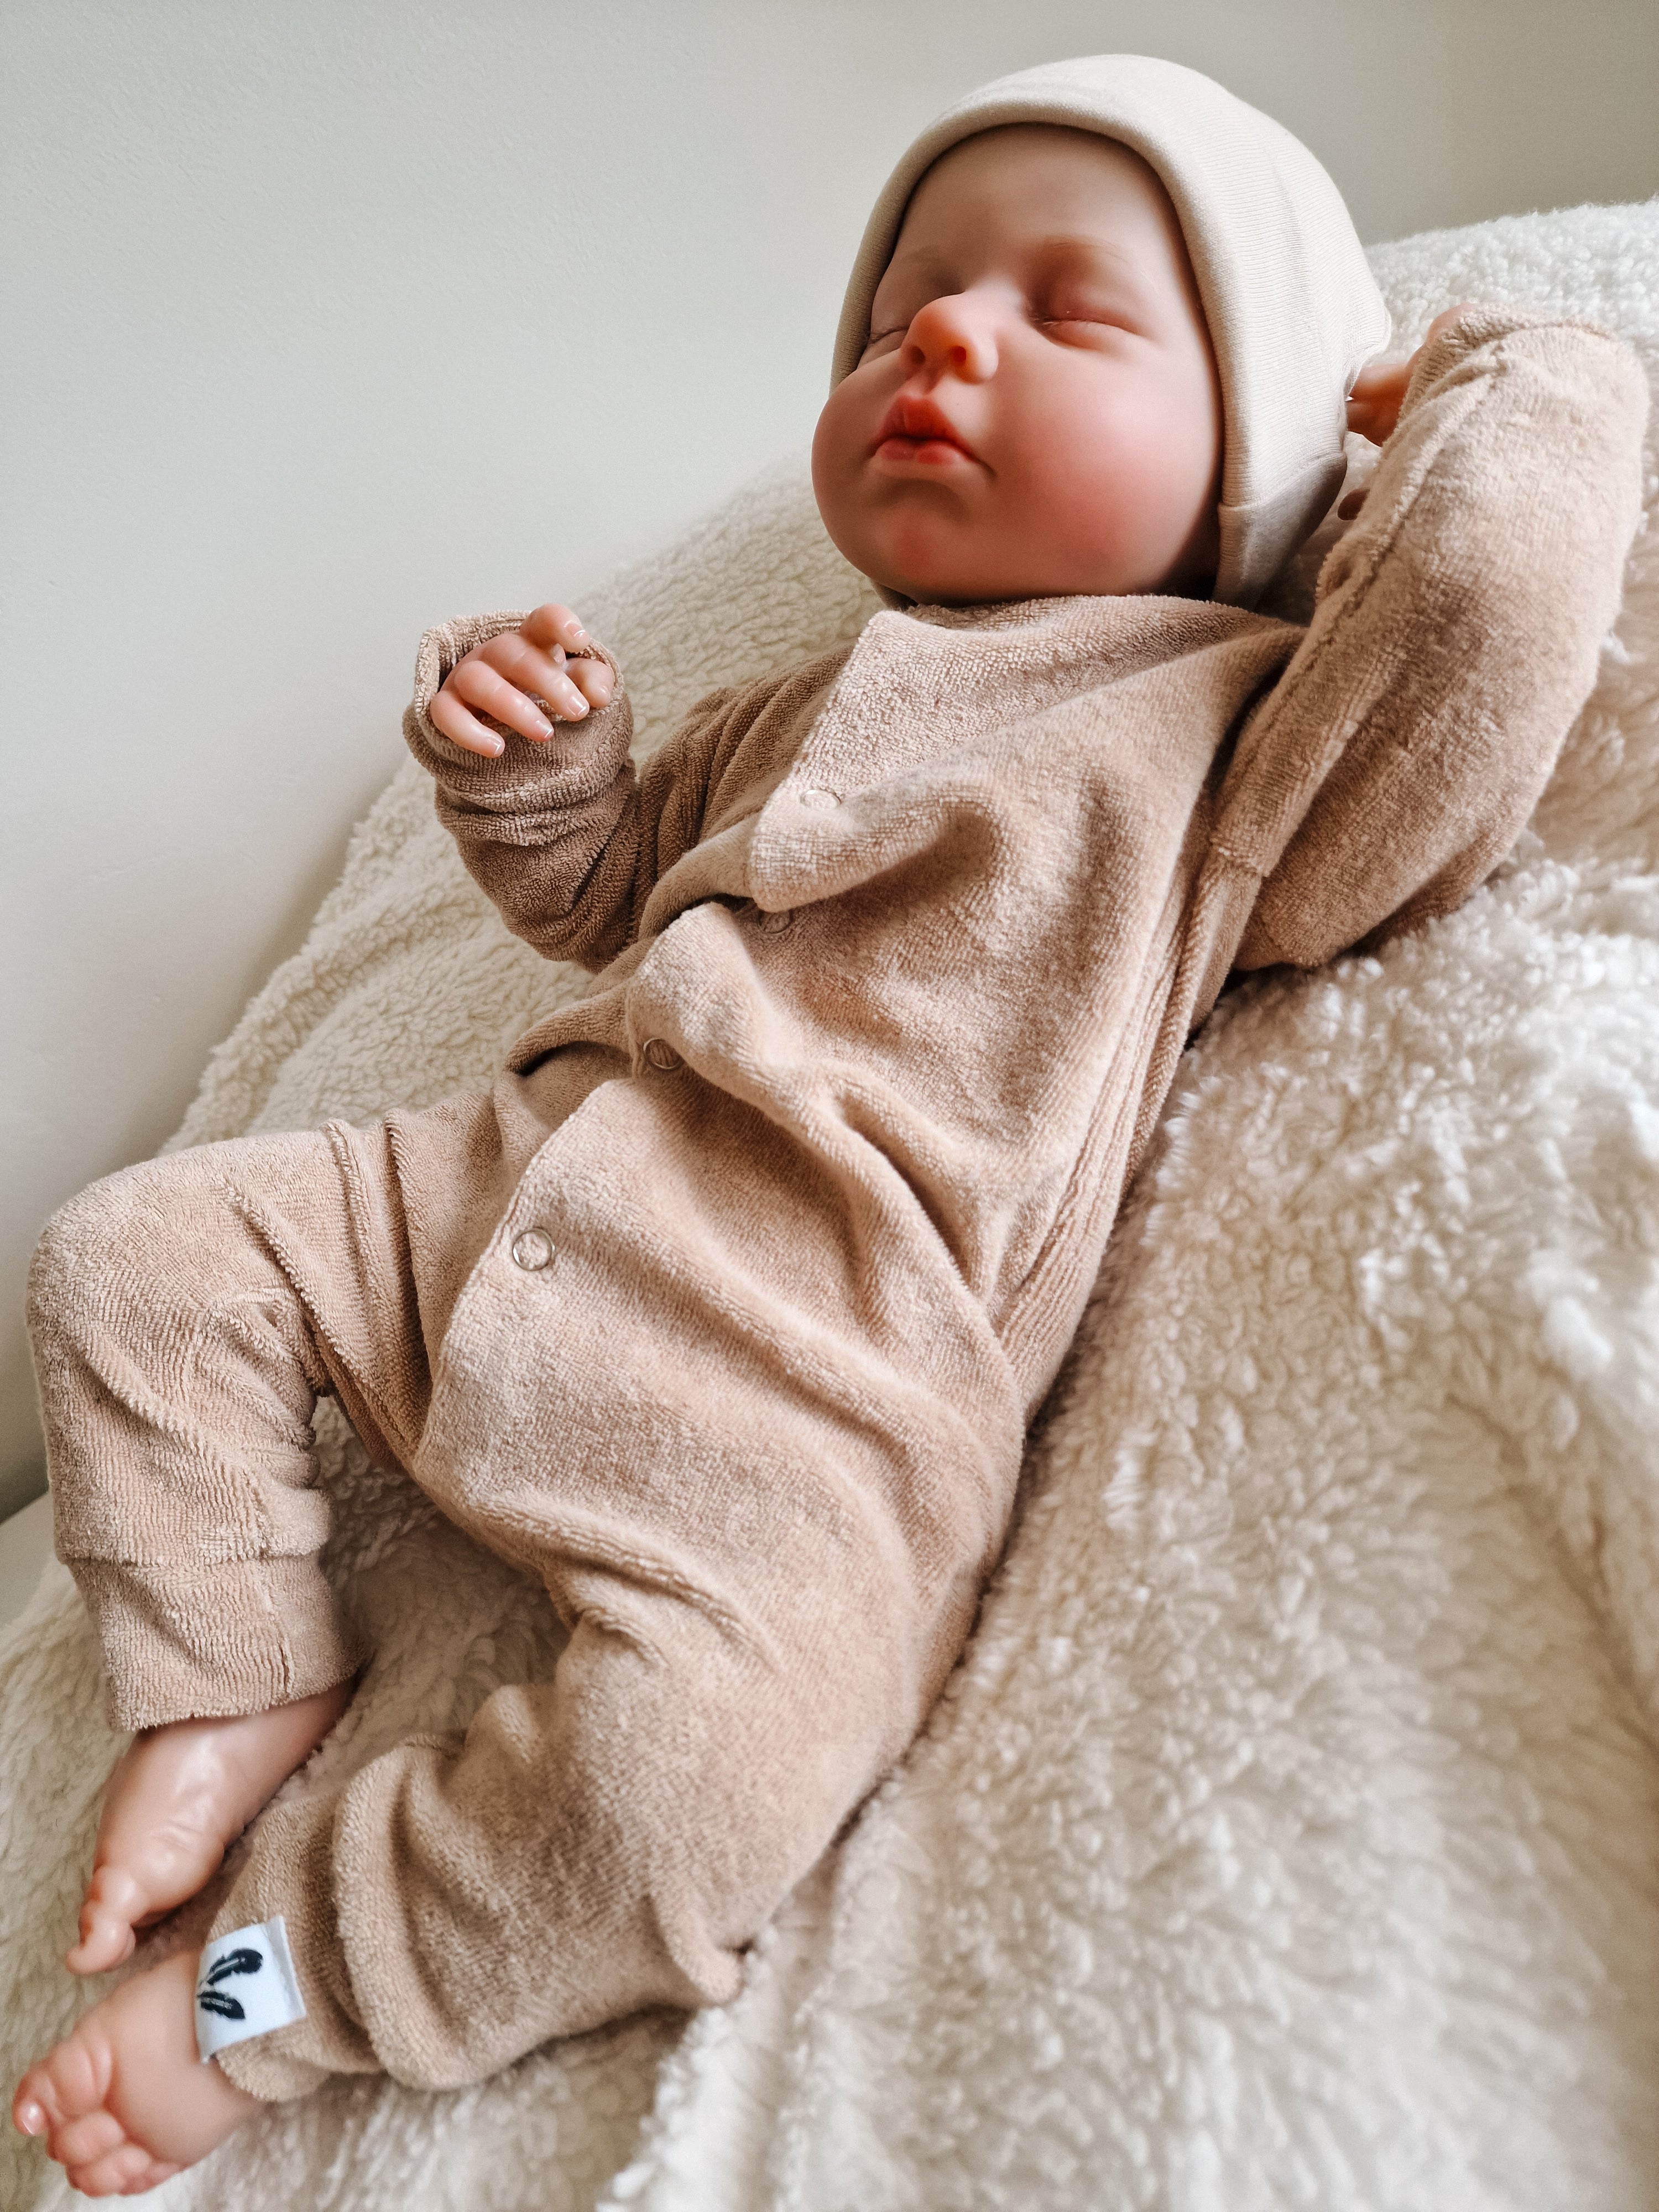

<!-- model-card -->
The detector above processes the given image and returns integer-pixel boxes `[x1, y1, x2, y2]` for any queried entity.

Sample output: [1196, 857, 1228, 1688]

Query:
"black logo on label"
[196, 1945, 264, 2023]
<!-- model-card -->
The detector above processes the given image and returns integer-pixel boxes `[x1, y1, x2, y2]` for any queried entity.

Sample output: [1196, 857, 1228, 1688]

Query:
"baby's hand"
[1345, 302, 1478, 451]
[431, 603, 615, 759]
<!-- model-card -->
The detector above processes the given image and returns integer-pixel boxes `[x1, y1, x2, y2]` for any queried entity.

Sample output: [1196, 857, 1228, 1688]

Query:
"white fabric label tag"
[194, 1916, 306, 2062]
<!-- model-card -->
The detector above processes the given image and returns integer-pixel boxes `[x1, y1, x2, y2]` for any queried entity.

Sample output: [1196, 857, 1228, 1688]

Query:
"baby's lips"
[872, 393, 979, 460]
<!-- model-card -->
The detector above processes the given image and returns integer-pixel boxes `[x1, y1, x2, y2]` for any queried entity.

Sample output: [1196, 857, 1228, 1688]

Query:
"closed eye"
[1034, 312, 1136, 339]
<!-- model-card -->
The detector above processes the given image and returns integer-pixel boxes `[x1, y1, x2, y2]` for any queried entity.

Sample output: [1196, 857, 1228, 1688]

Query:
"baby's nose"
[904, 292, 999, 382]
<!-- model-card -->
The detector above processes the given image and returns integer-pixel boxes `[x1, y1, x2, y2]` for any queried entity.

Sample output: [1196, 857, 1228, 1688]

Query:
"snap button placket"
[796, 785, 838, 810]
[642, 1037, 682, 1072]
[510, 1228, 554, 1272]
[758, 907, 795, 935]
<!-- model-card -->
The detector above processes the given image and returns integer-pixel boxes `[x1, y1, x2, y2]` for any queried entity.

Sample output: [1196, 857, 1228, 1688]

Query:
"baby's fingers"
[429, 601, 614, 758]
[564, 654, 614, 711]
[475, 631, 593, 723]
[514, 606, 612, 709]
[1345, 361, 1408, 442]
[429, 682, 513, 758]
[518, 606, 614, 708]
[519, 602, 592, 656]
[441, 656, 564, 751]
[436, 655, 566, 761]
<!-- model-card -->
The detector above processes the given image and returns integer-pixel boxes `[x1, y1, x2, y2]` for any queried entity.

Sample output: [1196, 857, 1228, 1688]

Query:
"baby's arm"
[403, 601, 646, 970]
[1214, 306, 1647, 974]
[406, 603, 774, 971]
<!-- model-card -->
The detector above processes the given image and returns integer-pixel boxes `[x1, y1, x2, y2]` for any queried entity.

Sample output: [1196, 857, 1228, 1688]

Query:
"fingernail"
[563, 692, 588, 718]
[571, 625, 590, 645]
[533, 717, 554, 740]
[16, 2101, 44, 2136]
[482, 738, 504, 757]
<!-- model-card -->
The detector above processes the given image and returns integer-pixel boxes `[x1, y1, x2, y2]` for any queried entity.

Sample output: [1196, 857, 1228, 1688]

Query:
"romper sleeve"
[1212, 307, 1648, 975]
[403, 613, 781, 971]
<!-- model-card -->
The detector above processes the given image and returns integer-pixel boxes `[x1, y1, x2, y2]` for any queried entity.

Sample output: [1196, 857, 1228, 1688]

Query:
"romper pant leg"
[26, 1099, 519, 1730]
[32, 1060, 1020, 2093]
[201, 1072, 1024, 2096]
[217, 1533, 939, 2093]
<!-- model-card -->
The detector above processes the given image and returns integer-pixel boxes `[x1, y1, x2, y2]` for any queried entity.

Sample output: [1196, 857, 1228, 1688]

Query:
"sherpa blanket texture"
[3, 200, 1657, 2212]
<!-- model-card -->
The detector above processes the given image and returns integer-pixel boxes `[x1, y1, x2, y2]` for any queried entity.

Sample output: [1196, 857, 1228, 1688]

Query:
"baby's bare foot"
[70, 1680, 351, 1975]
[13, 1947, 260, 2195]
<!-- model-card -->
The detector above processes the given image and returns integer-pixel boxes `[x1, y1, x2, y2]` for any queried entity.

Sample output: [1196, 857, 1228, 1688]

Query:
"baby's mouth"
[872, 395, 979, 466]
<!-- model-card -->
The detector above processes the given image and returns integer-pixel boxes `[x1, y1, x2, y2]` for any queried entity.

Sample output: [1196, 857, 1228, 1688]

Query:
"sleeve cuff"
[71, 1553, 364, 1732]
[1395, 303, 1626, 425]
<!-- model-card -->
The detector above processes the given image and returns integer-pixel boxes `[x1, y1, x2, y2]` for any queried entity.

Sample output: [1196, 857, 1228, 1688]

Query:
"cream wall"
[4, 0, 1657, 1520]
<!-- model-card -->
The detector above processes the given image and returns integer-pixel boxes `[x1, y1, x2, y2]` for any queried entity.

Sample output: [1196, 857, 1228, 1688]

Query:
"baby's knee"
[26, 1151, 241, 1359]
[32, 1168, 144, 1327]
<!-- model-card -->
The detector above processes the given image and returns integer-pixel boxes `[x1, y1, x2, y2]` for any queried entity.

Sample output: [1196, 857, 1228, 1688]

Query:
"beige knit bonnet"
[831, 54, 1391, 608]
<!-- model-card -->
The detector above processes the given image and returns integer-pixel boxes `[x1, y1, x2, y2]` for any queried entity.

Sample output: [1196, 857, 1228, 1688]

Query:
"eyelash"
[865, 310, 1114, 349]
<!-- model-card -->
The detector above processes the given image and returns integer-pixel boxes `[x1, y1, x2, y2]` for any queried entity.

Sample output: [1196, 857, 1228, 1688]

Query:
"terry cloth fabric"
[27, 309, 1645, 2100]
[831, 53, 1393, 609]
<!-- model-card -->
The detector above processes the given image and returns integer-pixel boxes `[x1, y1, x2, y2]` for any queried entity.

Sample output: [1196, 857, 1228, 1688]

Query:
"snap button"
[510, 1228, 554, 1272]
[759, 907, 795, 934]
[642, 1037, 682, 1071]
[796, 785, 838, 810]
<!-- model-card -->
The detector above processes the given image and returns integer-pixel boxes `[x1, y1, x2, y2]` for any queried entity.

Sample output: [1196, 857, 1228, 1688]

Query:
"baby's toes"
[85, 1862, 147, 1926]
[67, 2139, 181, 2198]
[14, 2026, 106, 2137]
[67, 1866, 144, 1973]
[67, 1913, 137, 1975]
[12, 2060, 51, 2136]
[48, 2102, 129, 2170]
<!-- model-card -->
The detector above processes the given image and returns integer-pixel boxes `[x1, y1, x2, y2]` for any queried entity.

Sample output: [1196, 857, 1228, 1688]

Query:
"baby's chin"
[863, 539, 1099, 608]
[851, 520, 1212, 608]
[874, 559, 1201, 609]
[815, 487, 1217, 606]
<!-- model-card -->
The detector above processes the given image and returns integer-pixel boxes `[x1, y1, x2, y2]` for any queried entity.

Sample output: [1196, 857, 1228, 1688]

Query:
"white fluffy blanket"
[4, 201, 1658, 2211]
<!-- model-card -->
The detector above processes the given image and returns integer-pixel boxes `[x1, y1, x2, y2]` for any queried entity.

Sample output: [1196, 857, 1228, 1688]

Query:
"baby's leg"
[27, 1124, 441, 1973]
[13, 1948, 259, 2195]
[70, 1682, 352, 1974]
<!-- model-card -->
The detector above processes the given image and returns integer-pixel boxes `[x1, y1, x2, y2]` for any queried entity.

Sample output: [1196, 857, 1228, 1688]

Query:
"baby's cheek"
[811, 384, 882, 560]
[1024, 435, 1141, 562]
[812, 378, 875, 483]
[1029, 392, 1213, 580]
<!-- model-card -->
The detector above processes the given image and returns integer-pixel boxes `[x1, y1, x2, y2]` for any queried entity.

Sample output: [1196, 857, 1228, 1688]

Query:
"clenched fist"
[430, 603, 616, 759]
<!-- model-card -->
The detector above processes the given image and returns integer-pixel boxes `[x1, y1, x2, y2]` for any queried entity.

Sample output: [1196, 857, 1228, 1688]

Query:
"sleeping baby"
[13, 53, 1646, 2195]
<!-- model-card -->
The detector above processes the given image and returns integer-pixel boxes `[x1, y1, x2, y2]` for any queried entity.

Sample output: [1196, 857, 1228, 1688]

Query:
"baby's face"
[813, 125, 1223, 606]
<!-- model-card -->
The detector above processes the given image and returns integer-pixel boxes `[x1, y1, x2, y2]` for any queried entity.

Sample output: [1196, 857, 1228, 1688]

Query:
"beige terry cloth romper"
[29, 312, 1647, 2098]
